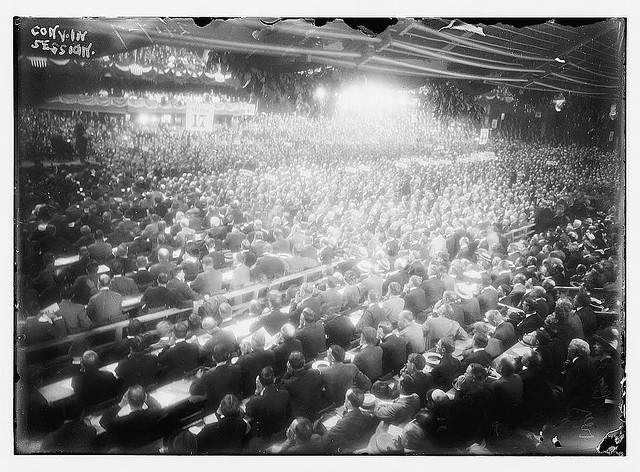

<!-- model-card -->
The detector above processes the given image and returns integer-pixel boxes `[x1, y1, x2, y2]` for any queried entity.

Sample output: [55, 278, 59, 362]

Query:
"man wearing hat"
[575, 292, 597, 341]
[455, 283, 482, 327]
[321, 388, 380, 454]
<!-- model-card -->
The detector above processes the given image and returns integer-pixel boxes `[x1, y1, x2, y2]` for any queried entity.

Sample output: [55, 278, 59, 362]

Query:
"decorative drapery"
[41, 94, 256, 116]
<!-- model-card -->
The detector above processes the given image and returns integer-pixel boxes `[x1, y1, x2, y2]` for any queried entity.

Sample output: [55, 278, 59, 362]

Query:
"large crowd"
[16, 103, 623, 454]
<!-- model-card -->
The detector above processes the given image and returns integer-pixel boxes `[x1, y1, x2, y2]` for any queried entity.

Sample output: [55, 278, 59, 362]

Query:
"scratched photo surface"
[14, 18, 625, 455]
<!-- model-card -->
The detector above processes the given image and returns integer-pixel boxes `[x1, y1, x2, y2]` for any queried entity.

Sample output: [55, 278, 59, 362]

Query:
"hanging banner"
[479, 128, 489, 145]
[186, 103, 216, 132]
[491, 118, 498, 129]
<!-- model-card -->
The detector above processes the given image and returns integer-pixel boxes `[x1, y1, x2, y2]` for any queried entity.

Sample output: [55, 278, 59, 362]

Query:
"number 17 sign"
[186, 103, 216, 132]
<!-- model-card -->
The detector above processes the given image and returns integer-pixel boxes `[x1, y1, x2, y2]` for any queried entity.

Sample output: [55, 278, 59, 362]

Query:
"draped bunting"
[44, 94, 256, 115]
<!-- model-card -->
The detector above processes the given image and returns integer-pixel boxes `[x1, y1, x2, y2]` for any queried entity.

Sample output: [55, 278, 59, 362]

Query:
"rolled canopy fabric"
[43, 94, 256, 116]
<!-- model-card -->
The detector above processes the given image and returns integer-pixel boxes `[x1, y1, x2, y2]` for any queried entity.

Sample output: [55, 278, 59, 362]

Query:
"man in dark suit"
[401, 276, 429, 322]
[516, 298, 545, 338]
[477, 284, 500, 315]
[381, 258, 411, 297]
[249, 291, 289, 336]
[318, 276, 343, 317]
[355, 291, 388, 333]
[461, 332, 493, 369]
[157, 322, 200, 381]
[130, 255, 156, 293]
[251, 250, 289, 281]
[86, 274, 123, 326]
[374, 375, 421, 425]
[564, 338, 597, 409]
[245, 366, 291, 445]
[282, 351, 323, 421]
[74, 225, 95, 250]
[166, 266, 202, 307]
[65, 246, 93, 283]
[288, 283, 323, 324]
[108, 260, 140, 296]
[492, 356, 523, 421]
[295, 308, 327, 361]
[190, 256, 223, 296]
[196, 394, 251, 454]
[149, 247, 178, 279]
[518, 350, 553, 417]
[378, 321, 408, 376]
[324, 312, 356, 350]
[237, 331, 276, 398]
[87, 229, 113, 264]
[141, 273, 181, 312]
[422, 267, 445, 310]
[272, 324, 303, 377]
[99, 385, 163, 450]
[106, 223, 135, 248]
[223, 226, 247, 252]
[108, 244, 137, 274]
[321, 388, 380, 454]
[57, 284, 92, 334]
[318, 345, 371, 406]
[403, 353, 434, 408]
[71, 260, 99, 305]
[199, 317, 237, 362]
[23, 308, 67, 345]
[486, 309, 516, 349]
[190, 344, 242, 410]
[353, 327, 383, 383]
[574, 292, 598, 341]
[430, 337, 463, 390]
[115, 336, 158, 389]
[72, 350, 122, 409]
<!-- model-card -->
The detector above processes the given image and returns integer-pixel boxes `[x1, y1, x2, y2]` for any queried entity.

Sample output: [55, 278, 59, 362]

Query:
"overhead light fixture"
[313, 86, 327, 101]
[552, 93, 566, 112]
[554, 57, 566, 64]
[212, 62, 231, 83]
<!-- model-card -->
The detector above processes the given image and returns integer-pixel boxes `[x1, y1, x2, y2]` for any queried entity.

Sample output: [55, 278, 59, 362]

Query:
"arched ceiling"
[17, 17, 624, 99]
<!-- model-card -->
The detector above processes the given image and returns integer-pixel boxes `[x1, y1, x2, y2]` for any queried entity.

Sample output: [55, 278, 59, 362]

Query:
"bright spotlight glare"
[337, 82, 413, 114]
[137, 113, 150, 125]
[314, 86, 327, 101]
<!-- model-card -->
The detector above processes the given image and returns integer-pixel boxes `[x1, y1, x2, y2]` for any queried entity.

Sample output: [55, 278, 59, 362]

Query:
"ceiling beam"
[521, 20, 620, 89]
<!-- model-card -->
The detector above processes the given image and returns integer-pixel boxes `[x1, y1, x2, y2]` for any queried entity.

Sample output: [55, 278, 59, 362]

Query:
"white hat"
[454, 283, 474, 300]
